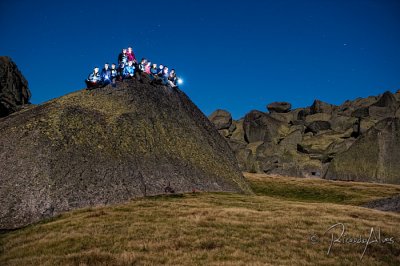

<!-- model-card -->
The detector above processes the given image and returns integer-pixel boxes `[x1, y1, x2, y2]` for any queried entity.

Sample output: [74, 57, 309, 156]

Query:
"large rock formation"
[0, 57, 31, 117]
[0, 77, 251, 230]
[267, 102, 291, 113]
[208, 109, 232, 130]
[210, 89, 400, 183]
[324, 118, 400, 184]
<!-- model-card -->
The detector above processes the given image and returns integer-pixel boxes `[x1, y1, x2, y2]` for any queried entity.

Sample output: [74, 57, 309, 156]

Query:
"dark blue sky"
[1, 0, 399, 118]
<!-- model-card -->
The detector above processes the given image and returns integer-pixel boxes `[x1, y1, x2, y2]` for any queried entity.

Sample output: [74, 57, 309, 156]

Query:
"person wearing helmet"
[118, 49, 128, 65]
[123, 61, 135, 79]
[110, 63, 118, 87]
[126, 47, 137, 63]
[85, 67, 103, 89]
[101, 63, 112, 85]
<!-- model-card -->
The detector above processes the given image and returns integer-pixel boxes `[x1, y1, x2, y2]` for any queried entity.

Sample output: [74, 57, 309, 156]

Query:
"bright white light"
[177, 78, 183, 85]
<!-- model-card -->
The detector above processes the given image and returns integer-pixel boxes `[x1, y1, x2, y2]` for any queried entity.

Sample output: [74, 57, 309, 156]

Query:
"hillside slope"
[0, 77, 251, 230]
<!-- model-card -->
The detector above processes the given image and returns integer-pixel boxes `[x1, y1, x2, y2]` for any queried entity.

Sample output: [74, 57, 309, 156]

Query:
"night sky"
[1, 0, 399, 118]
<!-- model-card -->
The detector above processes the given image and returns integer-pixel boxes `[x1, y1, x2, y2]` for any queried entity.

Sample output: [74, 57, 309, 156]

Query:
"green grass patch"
[246, 173, 400, 205]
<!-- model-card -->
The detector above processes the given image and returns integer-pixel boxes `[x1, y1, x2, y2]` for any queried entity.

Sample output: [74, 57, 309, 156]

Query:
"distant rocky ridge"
[0, 72, 250, 230]
[209, 90, 400, 184]
[0, 56, 31, 117]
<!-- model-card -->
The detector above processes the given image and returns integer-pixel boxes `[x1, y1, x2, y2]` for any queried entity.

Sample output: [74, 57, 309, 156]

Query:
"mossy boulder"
[0, 57, 31, 117]
[325, 118, 400, 184]
[0, 79, 251, 230]
[305, 113, 331, 123]
[208, 109, 232, 130]
[243, 110, 288, 143]
[267, 101, 292, 113]
[230, 119, 246, 142]
[310, 99, 333, 114]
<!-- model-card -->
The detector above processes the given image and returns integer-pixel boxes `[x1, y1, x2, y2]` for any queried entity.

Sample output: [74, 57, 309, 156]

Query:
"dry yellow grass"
[1, 174, 399, 265]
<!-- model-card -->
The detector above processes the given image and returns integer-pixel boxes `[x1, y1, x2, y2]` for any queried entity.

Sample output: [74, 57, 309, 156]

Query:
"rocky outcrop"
[310, 100, 333, 114]
[243, 110, 288, 143]
[324, 118, 400, 184]
[0, 77, 251, 230]
[208, 109, 232, 130]
[267, 102, 291, 113]
[362, 195, 400, 213]
[209, 90, 400, 183]
[0, 57, 31, 117]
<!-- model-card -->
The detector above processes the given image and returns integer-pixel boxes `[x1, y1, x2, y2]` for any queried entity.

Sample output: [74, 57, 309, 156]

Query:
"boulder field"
[209, 90, 400, 184]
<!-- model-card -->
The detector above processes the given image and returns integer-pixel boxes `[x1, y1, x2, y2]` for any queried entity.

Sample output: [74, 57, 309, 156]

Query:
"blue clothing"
[150, 67, 158, 75]
[157, 67, 164, 77]
[101, 68, 111, 81]
[123, 65, 135, 77]
[162, 73, 169, 84]
[88, 72, 101, 82]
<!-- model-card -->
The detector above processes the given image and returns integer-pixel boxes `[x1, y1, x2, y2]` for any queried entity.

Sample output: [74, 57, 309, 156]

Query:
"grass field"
[1, 174, 400, 265]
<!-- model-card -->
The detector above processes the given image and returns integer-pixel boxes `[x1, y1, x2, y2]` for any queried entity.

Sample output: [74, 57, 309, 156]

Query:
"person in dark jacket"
[110, 63, 118, 87]
[118, 49, 128, 65]
[168, 69, 178, 88]
[162, 66, 169, 84]
[85, 67, 103, 90]
[118, 62, 125, 81]
[134, 60, 143, 82]
[101, 63, 112, 85]
[157, 64, 164, 77]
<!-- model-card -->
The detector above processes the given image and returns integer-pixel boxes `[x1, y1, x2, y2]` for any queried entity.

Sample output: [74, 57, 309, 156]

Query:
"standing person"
[85, 67, 102, 89]
[101, 63, 112, 85]
[118, 49, 128, 65]
[123, 61, 135, 79]
[126, 47, 137, 63]
[110, 63, 118, 87]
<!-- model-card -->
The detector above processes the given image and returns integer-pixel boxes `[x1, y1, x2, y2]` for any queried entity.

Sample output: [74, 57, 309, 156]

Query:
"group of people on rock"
[85, 46, 181, 90]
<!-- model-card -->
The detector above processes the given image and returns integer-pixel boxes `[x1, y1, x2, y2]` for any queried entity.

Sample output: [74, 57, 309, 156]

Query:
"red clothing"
[145, 65, 151, 74]
[127, 51, 136, 62]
